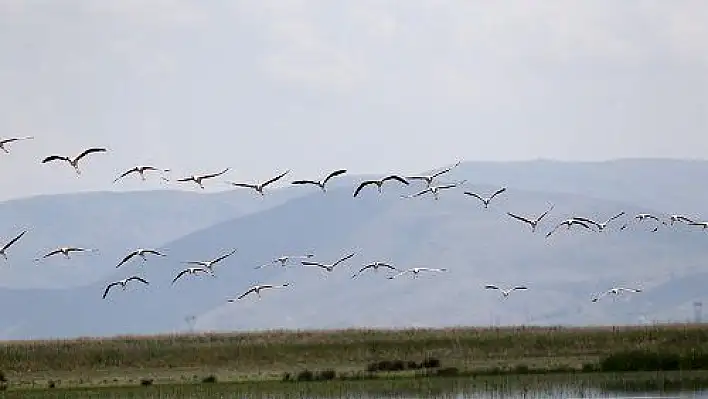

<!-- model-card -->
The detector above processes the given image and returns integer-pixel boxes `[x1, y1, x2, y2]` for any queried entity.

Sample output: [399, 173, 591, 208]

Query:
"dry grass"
[0, 323, 706, 388]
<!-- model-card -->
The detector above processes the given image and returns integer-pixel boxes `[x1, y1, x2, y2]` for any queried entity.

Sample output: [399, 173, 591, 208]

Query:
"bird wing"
[545, 223, 564, 238]
[332, 252, 356, 267]
[127, 276, 149, 285]
[489, 187, 507, 200]
[536, 205, 555, 222]
[410, 187, 432, 197]
[431, 160, 460, 178]
[573, 220, 592, 229]
[381, 175, 409, 185]
[116, 251, 138, 268]
[322, 169, 347, 184]
[143, 249, 166, 256]
[379, 263, 397, 270]
[291, 180, 319, 186]
[507, 212, 533, 226]
[405, 176, 430, 181]
[228, 182, 258, 189]
[262, 170, 290, 187]
[572, 217, 600, 228]
[513, 286, 528, 291]
[237, 287, 258, 300]
[1, 230, 27, 252]
[42, 249, 63, 258]
[387, 270, 410, 279]
[41, 155, 70, 163]
[1, 136, 33, 144]
[438, 181, 463, 190]
[199, 168, 230, 180]
[464, 191, 486, 203]
[301, 261, 326, 268]
[211, 248, 237, 265]
[484, 285, 500, 290]
[171, 269, 190, 284]
[102, 282, 119, 299]
[353, 181, 376, 197]
[606, 211, 626, 224]
[74, 147, 107, 162]
[351, 265, 371, 278]
[113, 168, 138, 183]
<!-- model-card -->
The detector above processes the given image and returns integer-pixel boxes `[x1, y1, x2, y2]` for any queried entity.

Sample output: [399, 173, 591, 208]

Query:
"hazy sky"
[1, 1, 707, 201]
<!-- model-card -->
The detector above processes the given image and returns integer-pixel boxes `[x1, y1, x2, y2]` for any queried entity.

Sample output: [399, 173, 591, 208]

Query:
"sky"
[1, 1, 707, 201]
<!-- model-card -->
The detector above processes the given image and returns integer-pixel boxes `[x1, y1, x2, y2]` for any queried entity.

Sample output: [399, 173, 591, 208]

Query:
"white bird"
[227, 170, 290, 196]
[116, 248, 167, 268]
[0, 230, 27, 260]
[103, 276, 149, 299]
[401, 180, 466, 201]
[484, 284, 528, 298]
[573, 212, 626, 232]
[387, 267, 448, 279]
[669, 214, 694, 226]
[175, 168, 230, 189]
[255, 254, 314, 269]
[545, 219, 593, 238]
[592, 287, 642, 302]
[0, 136, 34, 153]
[464, 187, 507, 209]
[171, 267, 215, 285]
[291, 169, 347, 193]
[41, 148, 107, 175]
[113, 166, 170, 183]
[507, 205, 554, 233]
[351, 261, 398, 278]
[353, 175, 408, 197]
[228, 283, 291, 301]
[34, 247, 97, 261]
[182, 248, 237, 272]
[301, 252, 356, 272]
[635, 213, 661, 222]
[406, 161, 461, 187]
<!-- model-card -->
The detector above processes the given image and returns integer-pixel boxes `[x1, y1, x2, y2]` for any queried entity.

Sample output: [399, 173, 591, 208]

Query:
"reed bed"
[0, 323, 706, 388]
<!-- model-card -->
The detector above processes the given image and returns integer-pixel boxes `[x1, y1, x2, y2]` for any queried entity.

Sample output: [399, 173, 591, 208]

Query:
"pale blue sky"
[1, 1, 707, 200]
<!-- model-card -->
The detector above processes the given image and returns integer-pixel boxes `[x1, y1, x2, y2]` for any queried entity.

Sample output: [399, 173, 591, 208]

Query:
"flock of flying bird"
[0, 137, 695, 308]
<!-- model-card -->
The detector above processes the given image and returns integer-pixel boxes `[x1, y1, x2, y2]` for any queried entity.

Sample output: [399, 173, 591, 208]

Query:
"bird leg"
[0, 145, 8, 153]
[73, 165, 81, 175]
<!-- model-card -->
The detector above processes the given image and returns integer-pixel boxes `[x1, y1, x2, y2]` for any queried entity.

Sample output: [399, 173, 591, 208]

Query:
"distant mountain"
[2, 158, 708, 339]
[0, 188, 304, 288]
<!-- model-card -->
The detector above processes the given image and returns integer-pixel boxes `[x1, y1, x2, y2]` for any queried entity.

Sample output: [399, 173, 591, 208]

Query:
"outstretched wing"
[228, 182, 257, 190]
[211, 248, 237, 265]
[507, 212, 533, 226]
[431, 160, 460, 178]
[489, 187, 507, 200]
[536, 205, 555, 222]
[116, 251, 138, 268]
[301, 261, 326, 268]
[332, 252, 356, 267]
[237, 287, 257, 300]
[323, 169, 347, 184]
[171, 269, 190, 284]
[484, 284, 500, 290]
[1, 230, 27, 252]
[381, 175, 408, 185]
[291, 180, 319, 186]
[41, 155, 70, 164]
[127, 276, 149, 285]
[113, 167, 138, 183]
[351, 265, 371, 278]
[74, 147, 107, 162]
[143, 249, 166, 257]
[606, 211, 626, 224]
[387, 270, 410, 279]
[102, 282, 118, 299]
[262, 170, 290, 187]
[572, 217, 600, 228]
[464, 191, 486, 204]
[353, 181, 376, 197]
[512, 286, 528, 291]
[199, 168, 230, 180]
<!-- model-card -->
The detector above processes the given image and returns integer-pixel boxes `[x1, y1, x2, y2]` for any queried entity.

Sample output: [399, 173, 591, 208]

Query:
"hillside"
[0, 187, 303, 289]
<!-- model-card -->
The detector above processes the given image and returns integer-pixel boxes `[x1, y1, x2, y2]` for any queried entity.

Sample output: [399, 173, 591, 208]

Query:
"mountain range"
[1, 158, 707, 339]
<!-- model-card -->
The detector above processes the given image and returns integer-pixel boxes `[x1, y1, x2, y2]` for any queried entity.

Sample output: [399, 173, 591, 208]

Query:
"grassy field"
[0, 324, 706, 390]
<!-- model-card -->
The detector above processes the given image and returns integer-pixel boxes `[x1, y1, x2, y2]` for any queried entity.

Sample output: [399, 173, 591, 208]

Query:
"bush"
[140, 378, 153, 386]
[421, 357, 441, 368]
[201, 375, 217, 383]
[296, 369, 313, 381]
[281, 372, 292, 382]
[435, 367, 459, 377]
[600, 350, 680, 372]
[316, 369, 337, 381]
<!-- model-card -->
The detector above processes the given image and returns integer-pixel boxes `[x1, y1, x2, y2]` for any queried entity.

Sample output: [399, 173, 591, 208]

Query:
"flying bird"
[116, 248, 167, 268]
[227, 170, 290, 196]
[351, 261, 398, 278]
[102, 276, 149, 299]
[171, 267, 215, 285]
[113, 166, 170, 183]
[401, 180, 466, 201]
[292, 169, 347, 192]
[635, 213, 661, 222]
[573, 212, 626, 232]
[387, 267, 448, 279]
[406, 161, 461, 187]
[689, 221, 708, 229]
[228, 283, 291, 301]
[353, 175, 408, 197]
[41, 148, 107, 175]
[183, 248, 237, 272]
[669, 214, 694, 226]
[255, 254, 314, 269]
[0, 230, 27, 260]
[484, 284, 528, 298]
[34, 247, 97, 261]
[591, 287, 642, 302]
[545, 219, 593, 238]
[507, 205, 555, 233]
[0, 136, 34, 153]
[464, 187, 507, 209]
[175, 168, 230, 189]
[301, 252, 356, 272]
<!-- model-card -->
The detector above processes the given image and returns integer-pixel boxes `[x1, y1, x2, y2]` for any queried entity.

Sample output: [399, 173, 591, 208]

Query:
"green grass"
[0, 323, 707, 389]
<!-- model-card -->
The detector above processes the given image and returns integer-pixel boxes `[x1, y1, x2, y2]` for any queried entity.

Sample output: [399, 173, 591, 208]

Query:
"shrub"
[600, 350, 680, 372]
[140, 378, 153, 386]
[201, 375, 217, 383]
[421, 357, 441, 368]
[296, 369, 313, 381]
[316, 369, 337, 381]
